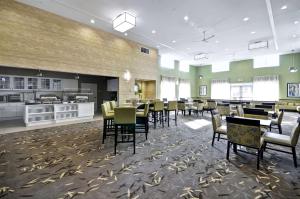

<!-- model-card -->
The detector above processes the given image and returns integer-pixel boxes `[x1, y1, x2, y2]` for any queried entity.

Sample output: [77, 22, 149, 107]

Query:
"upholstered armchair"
[110, 101, 117, 110]
[211, 113, 227, 146]
[263, 117, 300, 167]
[190, 102, 204, 117]
[226, 117, 263, 169]
[152, 101, 164, 128]
[217, 104, 231, 119]
[269, 110, 284, 134]
[177, 101, 186, 116]
[236, 105, 244, 117]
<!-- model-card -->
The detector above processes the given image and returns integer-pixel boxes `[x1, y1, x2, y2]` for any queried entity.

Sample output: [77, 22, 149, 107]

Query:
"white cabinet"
[0, 103, 24, 120]
[78, 103, 94, 117]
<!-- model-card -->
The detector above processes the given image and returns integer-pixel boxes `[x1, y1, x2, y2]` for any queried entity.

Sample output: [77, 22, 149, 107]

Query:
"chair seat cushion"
[216, 125, 227, 134]
[271, 119, 278, 125]
[263, 132, 291, 146]
[136, 112, 146, 117]
[104, 113, 114, 119]
[108, 111, 114, 114]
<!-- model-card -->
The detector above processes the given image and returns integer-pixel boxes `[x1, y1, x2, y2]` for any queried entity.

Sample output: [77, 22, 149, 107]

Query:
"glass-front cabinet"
[27, 77, 38, 90]
[0, 76, 10, 89]
[52, 79, 62, 90]
[13, 77, 25, 89]
[41, 78, 51, 90]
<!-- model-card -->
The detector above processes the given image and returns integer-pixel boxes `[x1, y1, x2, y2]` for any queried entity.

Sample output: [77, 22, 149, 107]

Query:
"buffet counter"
[24, 102, 94, 127]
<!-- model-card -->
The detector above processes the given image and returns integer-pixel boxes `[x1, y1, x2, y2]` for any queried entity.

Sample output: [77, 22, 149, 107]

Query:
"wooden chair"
[263, 117, 300, 167]
[165, 101, 178, 127]
[152, 101, 164, 128]
[114, 107, 136, 154]
[226, 117, 263, 170]
[177, 101, 186, 116]
[217, 104, 231, 119]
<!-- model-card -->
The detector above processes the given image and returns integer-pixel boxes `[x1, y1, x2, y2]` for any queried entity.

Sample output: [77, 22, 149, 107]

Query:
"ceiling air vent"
[248, 40, 268, 50]
[141, 47, 150, 54]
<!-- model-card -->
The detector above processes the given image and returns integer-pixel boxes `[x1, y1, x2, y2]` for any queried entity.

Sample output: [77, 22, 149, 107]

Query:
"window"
[230, 83, 253, 100]
[253, 75, 279, 101]
[211, 79, 230, 99]
[0, 76, 10, 89]
[212, 61, 229, 73]
[27, 78, 38, 90]
[160, 76, 176, 100]
[179, 79, 191, 99]
[13, 77, 25, 89]
[41, 78, 51, 90]
[53, 79, 62, 90]
[160, 54, 174, 69]
[253, 54, 279, 68]
[179, 61, 190, 72]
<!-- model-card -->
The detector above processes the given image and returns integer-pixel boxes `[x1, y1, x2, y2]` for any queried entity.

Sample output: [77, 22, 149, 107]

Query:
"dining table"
[233, 116, 272, 127]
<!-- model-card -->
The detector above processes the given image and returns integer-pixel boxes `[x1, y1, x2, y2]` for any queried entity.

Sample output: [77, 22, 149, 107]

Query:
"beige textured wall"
[0, 0, 159, 103]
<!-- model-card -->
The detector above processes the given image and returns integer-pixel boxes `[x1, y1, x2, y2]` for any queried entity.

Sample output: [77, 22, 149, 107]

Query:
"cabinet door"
[0, 76, 10, 89]
[13, 77, 25, 89]
[78, 103, 94, 117]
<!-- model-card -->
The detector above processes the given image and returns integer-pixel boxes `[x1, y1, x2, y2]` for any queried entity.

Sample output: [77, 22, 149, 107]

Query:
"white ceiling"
[18, 0, 300, 65]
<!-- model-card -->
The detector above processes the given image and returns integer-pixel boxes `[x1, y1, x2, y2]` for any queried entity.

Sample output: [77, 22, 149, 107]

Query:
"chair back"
[154, 101, 164, 111]
[105, 102, 113, 112]
[167, 101, 178, 111]
[217, 104, 230, 115]
[101, 104, 110, 118]
[237, 105, 244, 117]
[177, 101, 186, 110]
[290, 118, 300, 146]
[143, 103, 150, 117]
[207, 101, 217, 109]
[226, 117, 261, 149]
[277, 110, 284, 124]
[114, 107, 136, 124]
[110, 101, 117, 110]
[244, 108, 268, 120]
[197, 102, 204, 110]
[212, 113, 222, 132]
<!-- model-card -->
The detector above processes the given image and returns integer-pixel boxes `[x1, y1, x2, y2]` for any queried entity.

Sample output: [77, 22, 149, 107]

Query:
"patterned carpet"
[0, 112, 300, 199]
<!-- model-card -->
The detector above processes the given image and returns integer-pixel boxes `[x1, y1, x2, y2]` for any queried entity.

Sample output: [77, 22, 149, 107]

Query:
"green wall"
[194, 53, 300, 100]
[158, 60, 197, 99]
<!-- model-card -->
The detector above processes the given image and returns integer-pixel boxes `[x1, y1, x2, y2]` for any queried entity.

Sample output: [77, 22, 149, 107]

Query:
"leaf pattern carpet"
[0, 112, 300, 199]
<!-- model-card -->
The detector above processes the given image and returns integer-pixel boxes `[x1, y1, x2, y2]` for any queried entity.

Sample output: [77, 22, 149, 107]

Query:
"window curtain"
[253, 75, 279, 101]
[211, 79, 230, 99]
[179, 79, 191, 99]
[160, 76, 176, 100]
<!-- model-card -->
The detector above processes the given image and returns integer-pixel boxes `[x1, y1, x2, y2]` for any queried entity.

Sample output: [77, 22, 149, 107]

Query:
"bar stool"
[101, 103, 114, 144]
[110, 101, 117, 110]
[136, 103, 150, 139]
[165, 101, 178, 127]
[152, 101, 164, 128]
[114, 107, 136, 154]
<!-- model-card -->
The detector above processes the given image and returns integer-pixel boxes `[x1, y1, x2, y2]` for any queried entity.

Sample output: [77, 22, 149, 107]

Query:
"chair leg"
[133, 125, 136, 154]
[162, 111, 164, 127]
[233, 144, 237, 153]
[278, 124, 282, 134]
[226, 141, 231, 160]
[212, 132, 216, 146]
[102, 119, 106, 144]
[114, 125, 118, 155]
[175, 110, 177, 126]
[217, 133, 220, 141]
[145, 117, 148, 140]
[269, 124, 272, 131]
[257, 149, 261, 170]
[168, 111, 170, 127]
[292, 147, 297, 168]
[154, 112, 157, 129]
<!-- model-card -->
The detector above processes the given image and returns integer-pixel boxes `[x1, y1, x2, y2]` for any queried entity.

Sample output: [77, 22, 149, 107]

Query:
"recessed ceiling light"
[294, 21, 299, 25]
[152, 30, 156, 34]
[184, 16, 189, 21]
[172, 40, 176, 43]
[281, 5, 287, 10]
[90, 19, 95, 24]
[243, 17, 249, 21]
[124, 32, 128, 36]
[251, 31, 256, 34]
[292, 34, 297, 38]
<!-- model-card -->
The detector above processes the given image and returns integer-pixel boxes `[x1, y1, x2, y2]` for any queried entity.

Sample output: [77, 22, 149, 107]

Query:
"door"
[81, 83, 97, 113]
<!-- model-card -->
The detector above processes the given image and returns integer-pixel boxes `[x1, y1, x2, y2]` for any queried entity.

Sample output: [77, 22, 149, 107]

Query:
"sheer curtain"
[160, 76, 176, 100]
[211, 79, 230, 99]
[253, 75, 279, 101]
[179, 79, 191, 99]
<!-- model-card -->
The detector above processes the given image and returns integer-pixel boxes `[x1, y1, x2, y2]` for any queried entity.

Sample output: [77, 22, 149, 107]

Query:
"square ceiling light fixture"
[194, 53, 208, 60]
[113, 12, 136, 32]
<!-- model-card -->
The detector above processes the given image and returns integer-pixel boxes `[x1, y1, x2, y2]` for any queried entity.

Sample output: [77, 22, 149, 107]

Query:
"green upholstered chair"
[237, 105, 244, 117]
[105, 102, 114, 114]
[110, 101, 117, 110]
[263, 117, 300, 167]
[269, 110, 284, 134]
[136, 103, 150, 139]
[190, 102, 204, 117]
[226, 117, 263, 170]
[177, 101, 186, 116]
[165, 101, 178, 127]
[114, 107, 136, 154]
[217, 104, 231, 119]
[211, 113, 227, 146]
[101, 103, 114, 144]
[151, 101, 164, 128]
